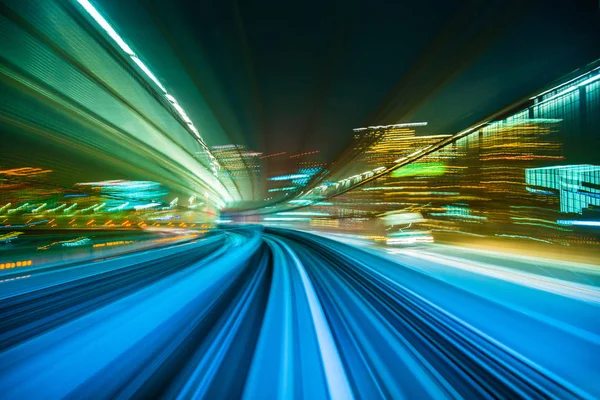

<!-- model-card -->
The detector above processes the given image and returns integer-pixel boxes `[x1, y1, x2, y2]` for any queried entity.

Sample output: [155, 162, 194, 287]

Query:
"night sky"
[99, 0, 600, 161]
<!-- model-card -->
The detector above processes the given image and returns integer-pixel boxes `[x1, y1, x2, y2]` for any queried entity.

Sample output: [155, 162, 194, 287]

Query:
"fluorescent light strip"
[534, 85, 578, 107]
[76, 0, 135, 56]
[577, 74, 600, 88]
[532, 72, 599, 104]
[532, 66, 600, 99]
[130, 56, 167, 93]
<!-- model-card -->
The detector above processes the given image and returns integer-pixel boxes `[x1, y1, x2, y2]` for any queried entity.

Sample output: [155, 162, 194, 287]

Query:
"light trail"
[394, 249, 600, 304]
[0, 227, 598, 399]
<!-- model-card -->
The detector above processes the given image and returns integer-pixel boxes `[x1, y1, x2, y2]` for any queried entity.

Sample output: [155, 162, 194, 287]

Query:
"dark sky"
[96, 0, 600, 162]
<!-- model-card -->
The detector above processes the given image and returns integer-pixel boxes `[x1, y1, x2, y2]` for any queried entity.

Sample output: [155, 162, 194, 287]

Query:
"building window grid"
[534, 91, 580, 122]
[360, 71, 597, 230]
[586, 81, 600, 125]
[507, 109, 529, 122]
[538, 71, 599, 102]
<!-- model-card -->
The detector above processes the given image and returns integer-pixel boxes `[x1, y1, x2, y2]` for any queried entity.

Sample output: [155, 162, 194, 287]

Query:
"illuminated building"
[0, 167, 67, 214]
[302, 62, 600, 243]
[527, 63, 600, 162]
[340, 123, 450, 213]
[475, 119, 564, 226]
[264, 149, 324, 197]
[292, 150, 325, 186]
[351, 123, 442, 169]
[260, 152, 291, 199]
[211, 145, 262, 202]
[364, 118, 566, 239]
[526, 165, 600, 214]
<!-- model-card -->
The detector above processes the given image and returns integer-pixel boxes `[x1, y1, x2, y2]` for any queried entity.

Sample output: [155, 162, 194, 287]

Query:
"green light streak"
[63, 203, 78, 213]
[391, 162, 446, 178]
[47, 204, 67, 213]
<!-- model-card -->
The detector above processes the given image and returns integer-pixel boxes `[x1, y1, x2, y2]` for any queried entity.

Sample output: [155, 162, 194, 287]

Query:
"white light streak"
[531, 66, 600, 99]
[134, 202, 161, 211]
[130, 56, 167, 93]
[353, 122, 428, 131]
[76, 0, 135, 56]
[557, 220, 600, 227]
